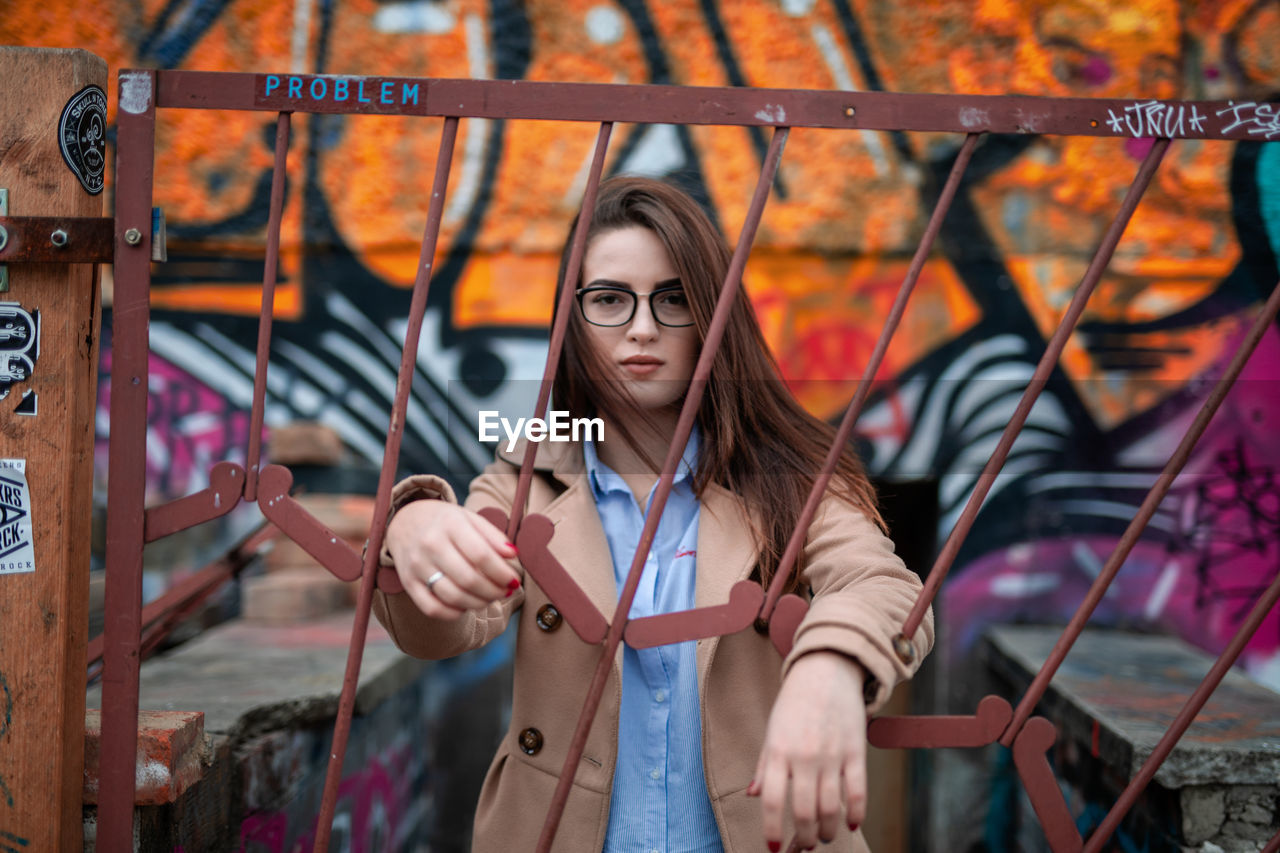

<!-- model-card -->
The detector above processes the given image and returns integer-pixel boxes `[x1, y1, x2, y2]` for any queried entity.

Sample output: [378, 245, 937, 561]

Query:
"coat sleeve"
[370, 458, 526, 660]
[785, 496, 934, 715]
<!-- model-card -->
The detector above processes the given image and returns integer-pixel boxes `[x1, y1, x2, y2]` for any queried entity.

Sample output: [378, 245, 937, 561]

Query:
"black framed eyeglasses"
[575, 286, 695, 327]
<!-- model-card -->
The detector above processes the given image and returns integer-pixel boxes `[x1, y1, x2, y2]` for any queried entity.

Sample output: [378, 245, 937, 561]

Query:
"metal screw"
[0, 224, 7, 252]
[124, 228, 142, 246]
[844, 106, 856, 118]
[50, 229, 68, 248]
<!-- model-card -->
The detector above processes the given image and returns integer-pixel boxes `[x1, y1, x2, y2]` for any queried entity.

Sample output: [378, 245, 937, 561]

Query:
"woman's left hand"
[750, 650, 868, 850]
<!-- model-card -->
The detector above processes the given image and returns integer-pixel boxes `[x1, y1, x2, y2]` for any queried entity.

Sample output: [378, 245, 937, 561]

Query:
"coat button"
[535, 604, 562, 632]
[519, 727, 544, 755]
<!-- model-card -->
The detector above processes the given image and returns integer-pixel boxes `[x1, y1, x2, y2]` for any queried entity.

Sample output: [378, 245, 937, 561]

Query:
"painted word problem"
[258, 75, 423, 113]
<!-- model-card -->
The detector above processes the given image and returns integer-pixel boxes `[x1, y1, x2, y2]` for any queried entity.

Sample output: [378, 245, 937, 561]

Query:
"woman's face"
[579, 225, 700, 414]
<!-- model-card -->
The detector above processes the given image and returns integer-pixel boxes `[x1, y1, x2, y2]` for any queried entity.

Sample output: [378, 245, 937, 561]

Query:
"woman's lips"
[621, 356, 662, 377]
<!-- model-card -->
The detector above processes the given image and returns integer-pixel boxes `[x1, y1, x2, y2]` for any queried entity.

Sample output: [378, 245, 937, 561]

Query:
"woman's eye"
[591, 292, 623, 305]
[657, 291, 688, 307]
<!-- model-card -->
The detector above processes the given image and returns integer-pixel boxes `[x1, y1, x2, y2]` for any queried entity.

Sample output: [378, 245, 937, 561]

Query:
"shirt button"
[654, 689, 666, 702]
[649, 768, 661, 780]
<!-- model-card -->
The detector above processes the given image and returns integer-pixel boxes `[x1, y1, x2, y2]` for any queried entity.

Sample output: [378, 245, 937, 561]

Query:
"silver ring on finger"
[425, 570, 445, 591]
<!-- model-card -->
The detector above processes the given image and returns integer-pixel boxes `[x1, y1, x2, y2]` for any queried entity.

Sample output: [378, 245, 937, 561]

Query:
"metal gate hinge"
[0, 191, 166, 292]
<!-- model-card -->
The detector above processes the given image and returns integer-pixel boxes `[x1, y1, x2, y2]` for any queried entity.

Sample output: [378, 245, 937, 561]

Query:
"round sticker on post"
[58, 85, 107, 196]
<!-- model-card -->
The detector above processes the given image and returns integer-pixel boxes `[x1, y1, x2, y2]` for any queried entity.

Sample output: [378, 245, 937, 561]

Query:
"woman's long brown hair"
[553, 176, 884, 591]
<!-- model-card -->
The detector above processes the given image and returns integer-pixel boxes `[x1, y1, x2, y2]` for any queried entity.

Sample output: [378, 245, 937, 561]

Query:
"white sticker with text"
[0, 459, 34, 575]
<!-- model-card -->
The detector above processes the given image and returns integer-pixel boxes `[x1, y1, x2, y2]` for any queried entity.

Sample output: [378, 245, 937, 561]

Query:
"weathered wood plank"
[0, 46, 105, 852]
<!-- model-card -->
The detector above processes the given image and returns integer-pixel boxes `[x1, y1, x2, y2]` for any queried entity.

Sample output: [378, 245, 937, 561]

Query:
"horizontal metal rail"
[153, 69, 1277, 139]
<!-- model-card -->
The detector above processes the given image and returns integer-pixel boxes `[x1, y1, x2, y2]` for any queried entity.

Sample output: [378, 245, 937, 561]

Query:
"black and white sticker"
[58, 85, 107, 195]
[0, 460, 34, 576]
[0, 303, 38, 416]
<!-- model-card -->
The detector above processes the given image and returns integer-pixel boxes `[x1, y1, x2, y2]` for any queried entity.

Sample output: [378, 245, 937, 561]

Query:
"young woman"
[374, 177, 933, 853]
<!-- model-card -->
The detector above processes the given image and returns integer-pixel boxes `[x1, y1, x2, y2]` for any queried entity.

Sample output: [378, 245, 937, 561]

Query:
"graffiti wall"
[3, 2, 1279, 687]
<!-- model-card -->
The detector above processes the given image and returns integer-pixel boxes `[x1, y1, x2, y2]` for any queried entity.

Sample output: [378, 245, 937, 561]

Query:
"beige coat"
[373, 440, 933, 852]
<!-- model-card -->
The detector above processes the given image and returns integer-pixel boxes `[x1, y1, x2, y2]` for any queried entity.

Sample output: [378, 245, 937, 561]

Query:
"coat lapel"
[541, 478, 620, 622]
[694, 483, 759, 678]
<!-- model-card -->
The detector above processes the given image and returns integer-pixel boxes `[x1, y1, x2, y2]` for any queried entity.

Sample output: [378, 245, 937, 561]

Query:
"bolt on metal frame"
[102, 69, 1280, 853]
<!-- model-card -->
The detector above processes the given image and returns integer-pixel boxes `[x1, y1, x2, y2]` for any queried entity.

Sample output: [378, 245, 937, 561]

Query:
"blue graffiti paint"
[0, 671, 11, 738]
[0, 829, 29, 849]
[1255, 143, 1280, 260]
[139, 0, 237, 68]
[0, 673, 12, 809]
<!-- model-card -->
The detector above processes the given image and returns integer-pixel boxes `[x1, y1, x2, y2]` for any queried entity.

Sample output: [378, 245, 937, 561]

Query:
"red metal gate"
[102, 71, 1280, 853]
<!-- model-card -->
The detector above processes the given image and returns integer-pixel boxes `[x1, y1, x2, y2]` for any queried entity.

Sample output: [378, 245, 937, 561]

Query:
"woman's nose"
[626, 296, 660, 340]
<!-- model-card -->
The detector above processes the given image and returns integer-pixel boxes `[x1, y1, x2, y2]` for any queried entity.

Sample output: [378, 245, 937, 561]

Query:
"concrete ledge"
[983, 626, 1280, 788]
[983, 625, 1280, 851]
[83, 610, 513, 852]
[86, 612, 423, 747]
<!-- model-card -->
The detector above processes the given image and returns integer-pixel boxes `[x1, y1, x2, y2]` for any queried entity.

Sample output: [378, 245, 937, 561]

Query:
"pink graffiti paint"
[96, 351, 260, 501]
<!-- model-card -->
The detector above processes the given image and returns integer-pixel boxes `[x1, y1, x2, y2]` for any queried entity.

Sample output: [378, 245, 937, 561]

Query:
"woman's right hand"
[384, 500, 521, 620]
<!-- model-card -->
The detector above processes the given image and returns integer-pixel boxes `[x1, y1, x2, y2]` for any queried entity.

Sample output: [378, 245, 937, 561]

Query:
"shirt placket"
[629, 492, 672, 853]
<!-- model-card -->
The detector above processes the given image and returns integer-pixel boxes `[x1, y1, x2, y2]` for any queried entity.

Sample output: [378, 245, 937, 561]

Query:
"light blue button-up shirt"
[584, 431, 724, 853]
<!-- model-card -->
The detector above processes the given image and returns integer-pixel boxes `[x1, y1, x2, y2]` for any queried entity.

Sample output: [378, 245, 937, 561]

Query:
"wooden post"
[0, 47, 105, 852]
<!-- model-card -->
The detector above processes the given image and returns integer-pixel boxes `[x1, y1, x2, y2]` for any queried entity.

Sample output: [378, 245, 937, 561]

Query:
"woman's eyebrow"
[584, 278, 635, 290]
[583, 277, 683, 290]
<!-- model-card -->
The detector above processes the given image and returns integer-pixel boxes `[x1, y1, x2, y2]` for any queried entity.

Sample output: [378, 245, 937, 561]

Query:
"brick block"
[242, 568, 350, 623]
[266, 421, 344, 466]
[83, 710, 207, 806]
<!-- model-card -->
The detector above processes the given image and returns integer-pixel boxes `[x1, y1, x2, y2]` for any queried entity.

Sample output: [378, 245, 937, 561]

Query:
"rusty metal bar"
[1015, 718, 1084, 852]
[1263, 827, 1280, 853]
[243, 112, 291, 502]
[135, 524, 275, 662]
[0, 215, 114, 263]
[142, 461, 245, 542]
[507, 121, 613, 538]
[1081, 565, 1280, 853]
[535, 125, 790, 853]
[310, 115, 459, 853]
[504, 510, 609, 643]
[152, 69, 1276, 141]
[98, 68, 157, 853]
[256, 464, 363, 582]
[1002, 276, 1280, 747]
[868, 694, 1011, 750]
[86, 520, 275, 676]
[758, 131, 980, 625]
[898, 137, 1171, 642]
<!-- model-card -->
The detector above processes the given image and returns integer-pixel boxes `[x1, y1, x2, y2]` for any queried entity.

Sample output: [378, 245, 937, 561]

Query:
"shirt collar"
[584, 425, 701, 499]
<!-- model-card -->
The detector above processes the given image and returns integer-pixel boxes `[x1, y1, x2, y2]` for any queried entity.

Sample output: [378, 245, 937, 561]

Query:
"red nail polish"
[767, 842, 780, 853]
[848, 822, 859, 832]
[507, 578, 521, 591]
[506, 542, 519, 554]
